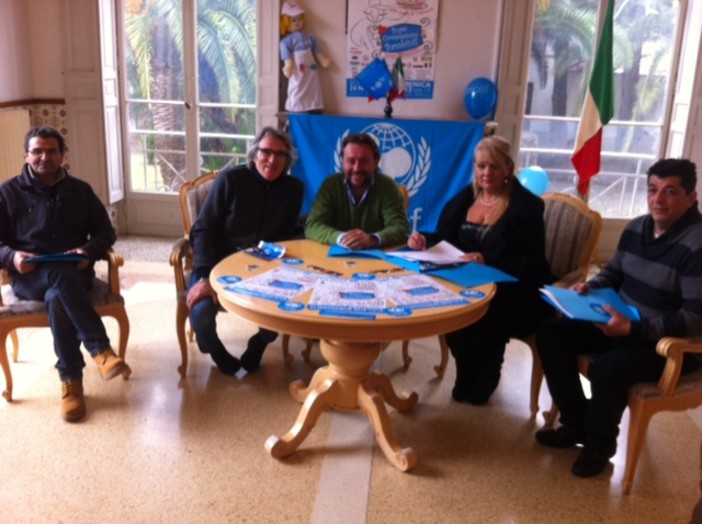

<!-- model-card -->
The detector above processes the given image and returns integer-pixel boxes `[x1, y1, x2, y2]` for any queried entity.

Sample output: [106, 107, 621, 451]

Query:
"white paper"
[383, 274, 468, 309]
[390, 240, 466, 264]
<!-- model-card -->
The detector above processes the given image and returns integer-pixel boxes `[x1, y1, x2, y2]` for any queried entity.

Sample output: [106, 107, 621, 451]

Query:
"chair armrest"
[101, 248, 124, 295]
[170, 237, 193, 294]
[655, 337, 702, 396]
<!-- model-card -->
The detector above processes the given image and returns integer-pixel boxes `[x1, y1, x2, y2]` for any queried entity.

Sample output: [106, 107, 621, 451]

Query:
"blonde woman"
[408, 135, 553, 404]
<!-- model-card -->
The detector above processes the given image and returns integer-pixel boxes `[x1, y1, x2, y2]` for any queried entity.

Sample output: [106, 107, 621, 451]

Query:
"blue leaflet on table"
[224, 285, 287, 303]
[318, 309, 377, 320]
[460, 289, 486, 299]
[217, 275, 242, 284]
[385, 306, 412, 317]
[246, 241, 286, 261]
[327, 245, 387, 259]
[429, 263, 517, 287]
[282, 258, 304, 265]
[278, 301, 305, 312]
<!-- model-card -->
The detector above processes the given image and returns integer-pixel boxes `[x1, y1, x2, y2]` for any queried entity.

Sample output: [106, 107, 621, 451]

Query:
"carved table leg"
[267, 338, 420, 471]
[358, 383, 418, 471]
[265, 377, 340, 458]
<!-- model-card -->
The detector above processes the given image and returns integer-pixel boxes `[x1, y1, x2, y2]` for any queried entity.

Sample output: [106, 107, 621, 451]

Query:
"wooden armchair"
[574, 337, 702, 494]
[527, 193, 602, 418]
[170, 171, 311, 378]
[0, 249, 130, 401]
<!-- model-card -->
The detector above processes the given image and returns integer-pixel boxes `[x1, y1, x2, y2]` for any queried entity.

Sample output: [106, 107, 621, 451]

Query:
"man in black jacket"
[186, 127, 304, 375]
[0, 126, 129, 421]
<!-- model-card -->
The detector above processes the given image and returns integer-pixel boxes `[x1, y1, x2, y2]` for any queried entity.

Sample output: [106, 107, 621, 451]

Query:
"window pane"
[122, 0, 257, 194]
[195, 0, 257, 176]
[520, 0, 680, 218]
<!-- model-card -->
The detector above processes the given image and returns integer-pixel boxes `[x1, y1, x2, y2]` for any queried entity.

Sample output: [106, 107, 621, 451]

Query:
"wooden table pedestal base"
[264, 339, 419, 471]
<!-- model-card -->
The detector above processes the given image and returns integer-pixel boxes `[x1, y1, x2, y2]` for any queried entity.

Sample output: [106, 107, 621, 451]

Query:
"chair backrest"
[397, 184, 410, 210]
[179, 171, 218, 238]
[542, 193, 603, 281]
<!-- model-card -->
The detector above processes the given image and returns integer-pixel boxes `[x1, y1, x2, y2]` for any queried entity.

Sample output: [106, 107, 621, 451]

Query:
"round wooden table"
[211, 239, 495, 471]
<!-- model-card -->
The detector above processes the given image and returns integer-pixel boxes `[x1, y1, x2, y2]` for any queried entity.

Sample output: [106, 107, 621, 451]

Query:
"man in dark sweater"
[535, 158, 702, 478]
[187, 127, 304, 375]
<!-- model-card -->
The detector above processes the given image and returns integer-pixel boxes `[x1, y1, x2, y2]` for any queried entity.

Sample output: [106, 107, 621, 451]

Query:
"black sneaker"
[571, 448, 611, 478]
[535, 426, 586, 448]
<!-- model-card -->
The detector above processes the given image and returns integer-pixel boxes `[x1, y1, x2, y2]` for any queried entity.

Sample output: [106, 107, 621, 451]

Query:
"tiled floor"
[1, 237, 700, 523]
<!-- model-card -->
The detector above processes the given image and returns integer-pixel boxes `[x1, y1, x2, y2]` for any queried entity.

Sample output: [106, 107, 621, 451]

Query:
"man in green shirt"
[304, 133, 410, 249]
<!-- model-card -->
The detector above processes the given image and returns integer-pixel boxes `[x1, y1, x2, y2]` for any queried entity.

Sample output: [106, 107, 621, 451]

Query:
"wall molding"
[0, 99, 66, 108]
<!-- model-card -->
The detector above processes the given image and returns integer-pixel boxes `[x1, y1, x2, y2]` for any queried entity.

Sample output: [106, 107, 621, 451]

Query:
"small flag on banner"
[389, 58, 406, 102]
[571, 0, 615, 198]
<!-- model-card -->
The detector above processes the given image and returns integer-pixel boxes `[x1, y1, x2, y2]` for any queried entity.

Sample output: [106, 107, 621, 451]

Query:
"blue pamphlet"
[245, 241, 286, 261]
[539, 286, 640, 323]
[26, 253, 89, 263]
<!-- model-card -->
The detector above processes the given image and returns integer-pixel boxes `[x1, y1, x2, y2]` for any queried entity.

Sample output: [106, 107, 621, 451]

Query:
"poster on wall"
[346, 0, 440, 100]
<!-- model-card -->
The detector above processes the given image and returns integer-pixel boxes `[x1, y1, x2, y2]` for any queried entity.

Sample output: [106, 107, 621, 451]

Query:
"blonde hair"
[280, 13, 304, 37]
[472, 135, 515, 225]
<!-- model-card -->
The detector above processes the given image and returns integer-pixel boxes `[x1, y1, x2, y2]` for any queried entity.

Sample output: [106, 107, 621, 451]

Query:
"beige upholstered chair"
[527, 193, 602, 418]
[170, 171, 310, 378]
[571, 337, 702, 494]
[0, 249, 130, 402]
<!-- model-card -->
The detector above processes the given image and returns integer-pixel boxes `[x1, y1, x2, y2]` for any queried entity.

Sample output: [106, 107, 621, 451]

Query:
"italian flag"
[571, 0, 615, 197]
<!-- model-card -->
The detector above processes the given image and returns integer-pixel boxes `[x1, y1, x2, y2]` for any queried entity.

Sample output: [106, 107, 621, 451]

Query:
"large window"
[121, 0, 257, 194]
[520, 0, 682, 218]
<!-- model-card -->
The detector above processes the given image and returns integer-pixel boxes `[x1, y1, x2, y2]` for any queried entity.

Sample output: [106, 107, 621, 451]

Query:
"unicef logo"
[333, 123, 430, 196]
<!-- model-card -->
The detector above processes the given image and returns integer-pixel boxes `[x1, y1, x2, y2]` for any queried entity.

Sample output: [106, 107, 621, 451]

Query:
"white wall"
[28, 0, 64, 98]
[0, 0, 33, 100]
[294, 0, 502, 120]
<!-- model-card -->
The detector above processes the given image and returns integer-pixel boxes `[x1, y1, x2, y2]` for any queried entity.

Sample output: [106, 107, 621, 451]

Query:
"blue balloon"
[518, 166, 549, 196]
[464, 77, 498, 120]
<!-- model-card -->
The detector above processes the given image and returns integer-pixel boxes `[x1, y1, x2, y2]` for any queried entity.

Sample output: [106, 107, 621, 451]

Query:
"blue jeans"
[11, 263, 111, 381]
[188, 274, 277, 356]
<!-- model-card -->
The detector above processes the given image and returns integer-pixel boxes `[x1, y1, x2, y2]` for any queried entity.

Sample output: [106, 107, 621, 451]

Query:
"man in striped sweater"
[534, 158, 702, 478]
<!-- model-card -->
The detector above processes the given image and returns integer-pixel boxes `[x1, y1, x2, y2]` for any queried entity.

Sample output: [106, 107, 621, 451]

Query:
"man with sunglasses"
[187, 127, 304, 375]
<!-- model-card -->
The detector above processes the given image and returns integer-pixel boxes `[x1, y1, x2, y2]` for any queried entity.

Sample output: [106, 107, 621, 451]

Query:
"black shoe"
[535, 426, 586, 449]
[571, 448, 611, 478]
[241, 334, 268, 373]
[210, 347, 241, 375]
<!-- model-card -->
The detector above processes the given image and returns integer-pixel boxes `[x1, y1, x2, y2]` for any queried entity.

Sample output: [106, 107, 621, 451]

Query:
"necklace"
[479, 193, 499, 207]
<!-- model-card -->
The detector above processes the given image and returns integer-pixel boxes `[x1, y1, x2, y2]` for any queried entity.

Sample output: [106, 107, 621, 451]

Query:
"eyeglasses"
[257, 148, 288, 159]
[27, 148, 61, 157]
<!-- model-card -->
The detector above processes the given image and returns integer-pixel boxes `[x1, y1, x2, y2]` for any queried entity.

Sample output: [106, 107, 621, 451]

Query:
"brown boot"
[61, 379, 86, 422]
[93, 348, 130, 380]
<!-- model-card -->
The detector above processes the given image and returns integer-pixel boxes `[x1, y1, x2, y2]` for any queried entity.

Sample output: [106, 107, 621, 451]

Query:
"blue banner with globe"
[289, 113, 485, 232]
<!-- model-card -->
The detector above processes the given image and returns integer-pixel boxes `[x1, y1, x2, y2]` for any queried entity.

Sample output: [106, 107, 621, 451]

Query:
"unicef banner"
[289, 113, 484, 233]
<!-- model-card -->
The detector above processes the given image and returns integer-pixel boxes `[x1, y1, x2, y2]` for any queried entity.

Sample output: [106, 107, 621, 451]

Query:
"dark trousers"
[445, 284, 550, 403]
[536, 316, 699, 452]
[12, 263, 110, 381]
[188, 273, 277, 355]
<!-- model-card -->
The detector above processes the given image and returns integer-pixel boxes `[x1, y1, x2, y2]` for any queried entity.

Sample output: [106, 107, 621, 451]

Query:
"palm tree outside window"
[520, 0, 681, 218]
[122, 0, 257, 194]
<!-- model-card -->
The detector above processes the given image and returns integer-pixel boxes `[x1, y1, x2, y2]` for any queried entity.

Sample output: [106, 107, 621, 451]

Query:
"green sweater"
[304, 173, 410, 247]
